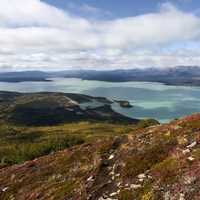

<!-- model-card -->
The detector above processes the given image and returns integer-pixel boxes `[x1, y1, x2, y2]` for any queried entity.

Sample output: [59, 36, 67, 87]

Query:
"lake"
[0, 78, 200, 123]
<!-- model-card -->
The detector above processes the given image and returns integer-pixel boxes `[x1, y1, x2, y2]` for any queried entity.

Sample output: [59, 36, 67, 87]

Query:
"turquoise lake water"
[0, 78, 200, 123]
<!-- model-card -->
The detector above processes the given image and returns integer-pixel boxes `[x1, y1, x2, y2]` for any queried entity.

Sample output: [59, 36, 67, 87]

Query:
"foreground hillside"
[0, 108, 200, 199]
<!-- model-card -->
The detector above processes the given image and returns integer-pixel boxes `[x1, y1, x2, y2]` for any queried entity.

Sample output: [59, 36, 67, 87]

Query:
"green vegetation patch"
[151, 157, 180, 184]
[138, 119, 160, 129]
[0, 135, 84, 167]
[0, 122, 135, 168]
[119, 190, 134, 200]
[123, 142, 172, 178]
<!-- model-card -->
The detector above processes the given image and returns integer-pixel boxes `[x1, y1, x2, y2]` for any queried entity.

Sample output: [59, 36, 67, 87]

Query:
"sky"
[0, 0, 200, 71]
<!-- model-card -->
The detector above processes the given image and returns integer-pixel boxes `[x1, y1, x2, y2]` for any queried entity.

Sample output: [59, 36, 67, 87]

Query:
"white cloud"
[100, 3, 200, 48]
[0, 0, 90, 29]
[0, 0, 200, 71]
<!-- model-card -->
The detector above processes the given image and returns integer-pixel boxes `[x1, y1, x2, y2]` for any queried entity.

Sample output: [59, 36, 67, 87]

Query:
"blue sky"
[44, 0, 200, 18]
[0, 0, 200, 71]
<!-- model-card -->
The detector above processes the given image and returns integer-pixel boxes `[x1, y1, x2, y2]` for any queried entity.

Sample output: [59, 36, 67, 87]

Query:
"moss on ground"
[0, 121, 136, 167]
[151, 157, 180, 184]
[138, 119, 159, 128]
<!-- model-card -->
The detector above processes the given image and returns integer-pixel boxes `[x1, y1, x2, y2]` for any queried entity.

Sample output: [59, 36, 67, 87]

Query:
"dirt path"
[86, 136, 126, 200]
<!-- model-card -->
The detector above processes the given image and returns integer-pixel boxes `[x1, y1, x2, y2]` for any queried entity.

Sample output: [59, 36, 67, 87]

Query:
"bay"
[0, 78, 200, 123]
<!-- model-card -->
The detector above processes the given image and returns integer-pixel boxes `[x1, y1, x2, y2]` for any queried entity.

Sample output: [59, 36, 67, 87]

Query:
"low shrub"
[138, 119, 160, 128]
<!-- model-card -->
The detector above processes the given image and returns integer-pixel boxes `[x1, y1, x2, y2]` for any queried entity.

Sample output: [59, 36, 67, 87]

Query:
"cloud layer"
[0, 0, 200, 71]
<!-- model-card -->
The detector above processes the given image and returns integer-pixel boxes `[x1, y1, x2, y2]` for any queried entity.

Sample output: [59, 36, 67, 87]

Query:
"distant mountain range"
[0, 71, 50, 82]
[1, 66, 200, 86]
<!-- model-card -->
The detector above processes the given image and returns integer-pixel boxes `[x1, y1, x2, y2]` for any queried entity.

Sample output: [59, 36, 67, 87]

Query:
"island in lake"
[115, 100, 133, 108]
